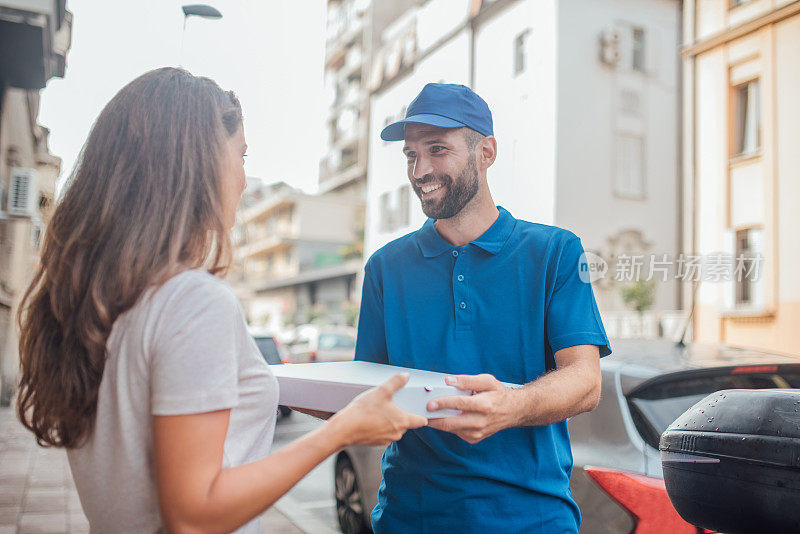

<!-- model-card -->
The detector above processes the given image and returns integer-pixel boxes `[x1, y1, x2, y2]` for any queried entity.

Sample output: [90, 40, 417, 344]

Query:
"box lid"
[660, 389, 800, 468]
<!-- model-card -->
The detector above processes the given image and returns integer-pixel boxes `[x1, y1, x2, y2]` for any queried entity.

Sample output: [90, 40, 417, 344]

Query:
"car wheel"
[335, 454, 371, 534]
[278, 405, 292, 419]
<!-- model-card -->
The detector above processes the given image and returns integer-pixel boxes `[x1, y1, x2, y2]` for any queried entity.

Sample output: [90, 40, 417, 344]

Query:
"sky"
[39, 0, 328, 194]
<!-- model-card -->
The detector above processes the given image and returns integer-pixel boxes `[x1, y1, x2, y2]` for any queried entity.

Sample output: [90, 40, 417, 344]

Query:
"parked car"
[287, 325, 357, 363]
[249, 327, 293, 418]
[333, 339, 800, 534]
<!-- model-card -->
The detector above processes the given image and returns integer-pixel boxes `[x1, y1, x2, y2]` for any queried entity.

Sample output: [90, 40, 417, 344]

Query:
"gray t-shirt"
[67, 270, 278, 533]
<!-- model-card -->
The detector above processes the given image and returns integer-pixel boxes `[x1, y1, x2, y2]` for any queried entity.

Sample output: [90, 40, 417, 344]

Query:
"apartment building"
[0, 0, 71, 404]
[233, 182, 364, 332]
[682, 0, 800, 354]
[319, 0, 416, 197]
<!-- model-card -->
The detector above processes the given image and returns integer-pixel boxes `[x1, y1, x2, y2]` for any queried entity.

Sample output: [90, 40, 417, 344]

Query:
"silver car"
[287, 325, 357, 363]
[333, 339, 800, 533]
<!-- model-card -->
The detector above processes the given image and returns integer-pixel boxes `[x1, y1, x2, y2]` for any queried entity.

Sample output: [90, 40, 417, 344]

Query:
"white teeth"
[421, 183, 442, 194]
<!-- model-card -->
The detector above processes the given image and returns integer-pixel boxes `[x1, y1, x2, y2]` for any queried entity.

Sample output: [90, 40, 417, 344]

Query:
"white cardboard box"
[270, 361, 478, 418]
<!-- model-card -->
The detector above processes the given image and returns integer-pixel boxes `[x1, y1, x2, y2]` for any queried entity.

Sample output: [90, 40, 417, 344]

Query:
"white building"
[365, 0, 682, 322]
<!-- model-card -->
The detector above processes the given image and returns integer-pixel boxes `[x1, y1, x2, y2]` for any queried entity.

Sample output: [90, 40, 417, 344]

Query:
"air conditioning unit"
[7, 167, 38, 218]
[599, 27, 621, 67]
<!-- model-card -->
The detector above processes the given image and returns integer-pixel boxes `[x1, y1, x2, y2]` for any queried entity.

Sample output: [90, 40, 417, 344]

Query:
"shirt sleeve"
[354, 257, 389, 364]
[545, 237, 612, 358]
[150, 276, 240, 416]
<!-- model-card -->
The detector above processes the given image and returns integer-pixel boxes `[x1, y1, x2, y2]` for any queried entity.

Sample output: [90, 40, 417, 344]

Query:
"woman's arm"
[153, 373, 424, 534]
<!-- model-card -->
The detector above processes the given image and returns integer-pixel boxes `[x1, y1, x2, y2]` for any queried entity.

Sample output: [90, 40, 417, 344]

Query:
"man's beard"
[414, 155, 479, 220]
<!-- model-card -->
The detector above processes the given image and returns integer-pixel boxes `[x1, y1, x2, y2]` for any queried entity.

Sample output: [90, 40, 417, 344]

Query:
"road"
[272, 412, 342, 534]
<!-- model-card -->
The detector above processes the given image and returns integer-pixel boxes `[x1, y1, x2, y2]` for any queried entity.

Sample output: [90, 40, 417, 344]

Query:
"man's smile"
[420, 183, 445, 198]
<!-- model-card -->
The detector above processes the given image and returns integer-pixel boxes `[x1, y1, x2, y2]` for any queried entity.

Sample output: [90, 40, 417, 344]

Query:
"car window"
[627, 369, 800, 449]
[254, 336, 281, 364]
[318, 333, 356, 350]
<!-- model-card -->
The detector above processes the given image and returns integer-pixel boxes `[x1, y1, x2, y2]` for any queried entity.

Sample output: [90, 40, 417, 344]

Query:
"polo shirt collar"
[471, 206, 516, 254]
[416, 206, 516, 258]
[416, 218, 451, 258]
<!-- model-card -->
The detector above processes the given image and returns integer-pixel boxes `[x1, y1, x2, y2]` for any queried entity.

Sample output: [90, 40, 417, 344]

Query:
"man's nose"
[411, 154, 433, 180]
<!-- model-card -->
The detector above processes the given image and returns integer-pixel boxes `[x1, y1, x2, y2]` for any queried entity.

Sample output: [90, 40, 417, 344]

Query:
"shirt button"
[457, 274, 464, 282]
[452, 250, 459, 257]
[459, 301, 467, 310]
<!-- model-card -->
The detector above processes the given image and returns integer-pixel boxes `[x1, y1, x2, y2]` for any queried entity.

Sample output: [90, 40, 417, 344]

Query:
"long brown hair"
[16, 67, 242, 448]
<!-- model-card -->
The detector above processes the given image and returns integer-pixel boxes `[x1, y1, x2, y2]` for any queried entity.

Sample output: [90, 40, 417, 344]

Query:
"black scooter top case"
[659, 388, 800, 534]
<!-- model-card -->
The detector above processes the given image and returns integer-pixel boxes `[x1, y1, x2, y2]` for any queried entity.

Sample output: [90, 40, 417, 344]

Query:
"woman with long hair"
[15, 67, 425, 533]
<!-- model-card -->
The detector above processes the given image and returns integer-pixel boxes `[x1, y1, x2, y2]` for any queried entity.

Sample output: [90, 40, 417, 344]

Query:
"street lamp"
[179, 4, 223, 66]
[182, 4, 223, 20]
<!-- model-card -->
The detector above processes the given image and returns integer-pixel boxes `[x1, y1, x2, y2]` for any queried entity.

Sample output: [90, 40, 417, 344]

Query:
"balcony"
[248, 258, 363, 293]
[240, 195, 295, 225]
[0, 0, 71, 89]
[238, 262, 298, 287]
[235, 229, 297, 261]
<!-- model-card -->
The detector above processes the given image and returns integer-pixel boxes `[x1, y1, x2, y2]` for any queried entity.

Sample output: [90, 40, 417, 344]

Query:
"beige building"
[682, 0, 800, 355]
[232, 182, 365, 333]
[0, 0, 72, 404]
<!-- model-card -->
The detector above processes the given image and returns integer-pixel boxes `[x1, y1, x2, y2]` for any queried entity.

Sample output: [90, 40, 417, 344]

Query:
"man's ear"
[478, 136, 497, 170]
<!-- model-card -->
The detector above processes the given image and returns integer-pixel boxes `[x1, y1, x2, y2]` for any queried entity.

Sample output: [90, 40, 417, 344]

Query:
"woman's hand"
[327, 373, 428, 447]
[151, 373, 425, 533]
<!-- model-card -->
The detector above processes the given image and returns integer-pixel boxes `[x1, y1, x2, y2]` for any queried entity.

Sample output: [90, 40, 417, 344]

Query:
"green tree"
[342, 300, 360, 327]
[619, 279, 657, 313]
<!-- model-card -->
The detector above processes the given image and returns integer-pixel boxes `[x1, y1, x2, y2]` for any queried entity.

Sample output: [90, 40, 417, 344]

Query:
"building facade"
[682, 0, 800, 355]
[364, 0, 682, 329]
[232, 182, 365, 332]
[0, 0, 71, 404]
[319, 0, 417, 198]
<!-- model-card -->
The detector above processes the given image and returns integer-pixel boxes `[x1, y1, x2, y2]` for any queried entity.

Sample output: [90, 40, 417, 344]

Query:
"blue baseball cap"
[380, 83, 494, 141]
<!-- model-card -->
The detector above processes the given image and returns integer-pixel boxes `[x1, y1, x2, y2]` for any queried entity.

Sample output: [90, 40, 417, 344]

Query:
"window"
[379, 185, 411, 233]
[735, 230, 752, 304]
[397, 185, 410, 227]
[318, 333, 356, 350]
[30, 224, 42, 249]
[734, 80, 761, 156]
[632, 27, 646, 72]
[734, 228, 762, 306]
[340, 147, 356, 170]
[253, 337, 281, 365]
[627, 369, 800, 449]
[513, 29, 531, 77]
[614, 133, 645, 199]
[379, 191, 391, 232]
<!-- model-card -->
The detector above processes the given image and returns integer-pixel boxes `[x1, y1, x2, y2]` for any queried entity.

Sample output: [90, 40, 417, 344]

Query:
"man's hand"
[426, 374, 520, 444]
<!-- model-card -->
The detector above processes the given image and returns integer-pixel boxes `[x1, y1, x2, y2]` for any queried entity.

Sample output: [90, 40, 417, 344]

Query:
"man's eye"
[406, 152, 416, 161]
[430, 146, 445, 153]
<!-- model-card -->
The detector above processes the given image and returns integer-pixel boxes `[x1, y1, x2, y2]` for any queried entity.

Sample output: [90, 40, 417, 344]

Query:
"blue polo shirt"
[355, 206, 611, 533]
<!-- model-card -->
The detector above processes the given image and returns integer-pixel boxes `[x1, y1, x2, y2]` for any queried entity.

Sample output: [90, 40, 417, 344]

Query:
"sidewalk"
[0, 407, 303, 533]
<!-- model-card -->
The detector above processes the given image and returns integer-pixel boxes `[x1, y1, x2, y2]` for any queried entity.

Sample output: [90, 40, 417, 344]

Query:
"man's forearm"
[508, 358, 601, 427]
[426, 346, 602, 442]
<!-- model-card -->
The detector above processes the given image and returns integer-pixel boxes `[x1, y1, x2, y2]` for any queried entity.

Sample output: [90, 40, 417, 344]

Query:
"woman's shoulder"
[159, 269, 233, 296]
[144, 269, 239, 316]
